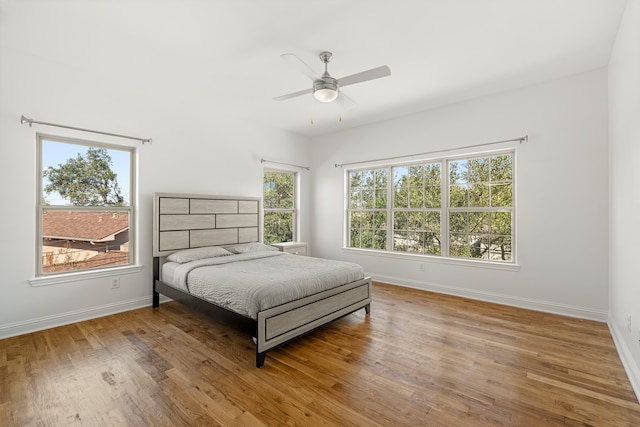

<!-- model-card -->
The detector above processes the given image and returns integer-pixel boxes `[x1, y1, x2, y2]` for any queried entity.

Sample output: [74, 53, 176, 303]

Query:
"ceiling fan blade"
[281, 53, 321, 81]
[338, 91, 358, 111]
[337, 65, 391, 88]
[273, 87, 313, 101]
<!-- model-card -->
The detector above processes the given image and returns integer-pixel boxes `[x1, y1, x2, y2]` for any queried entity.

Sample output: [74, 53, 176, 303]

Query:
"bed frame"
[152, 192, 372, 367]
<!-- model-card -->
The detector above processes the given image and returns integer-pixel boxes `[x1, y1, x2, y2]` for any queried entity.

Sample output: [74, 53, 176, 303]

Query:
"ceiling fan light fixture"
[313, 79, 338, 102]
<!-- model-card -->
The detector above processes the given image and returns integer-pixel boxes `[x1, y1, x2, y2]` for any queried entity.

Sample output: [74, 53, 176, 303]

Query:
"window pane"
[362, 190, 374, 209]
[361, 229, 374, 248]
[491, 154, 512, 181]
[490, 212, 512, 235]
[468, 157, 490, 182]
[263, 171, 294, 209]
[393, 166, 408, 188]
[409, 187, 425, 208]
[425, 185, 441, 208]
[374, 169, 388, 188]
[373, 231, 387, 250]
[42, 210, 130, 273]
[468, 184, 489, 207]
[491, 183, 512, 207]
[425, 212, 440, 232]
[449, 160, 468, 184]
[449, 184, 468, 207]
[263, 170, 296, 244]
[362, 170, 374, 188]
[374, 212, 387, 230]
[349, 171, 362, 188]
[349, 168, 388, 250]
[42, 141, 130, 207]
[425, 232, 441, 255]
[394, 187, 409, 208]
[375, 189, 387, 208]
[394, 211, 408, 230]
[350, 189, 361, 209]
[263, 211, 293, 244]
[489, 236, 512, 261]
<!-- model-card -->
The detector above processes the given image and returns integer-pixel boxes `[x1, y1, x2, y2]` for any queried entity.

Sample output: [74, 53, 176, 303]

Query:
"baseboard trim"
[609, 319, 640, 403]
[0, 296, 153, 340]
[370, 273, 608, 322]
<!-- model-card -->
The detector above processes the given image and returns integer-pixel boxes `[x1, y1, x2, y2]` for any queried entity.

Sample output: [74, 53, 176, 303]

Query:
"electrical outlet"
[628, 313, 632, 332]
[111, 278, 120, 289]
[419, 263, 425, 272]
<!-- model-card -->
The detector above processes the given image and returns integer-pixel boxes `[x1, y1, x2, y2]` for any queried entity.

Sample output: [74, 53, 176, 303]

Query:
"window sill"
[341, 247, 520, 271]
[29, 264, 144, 287]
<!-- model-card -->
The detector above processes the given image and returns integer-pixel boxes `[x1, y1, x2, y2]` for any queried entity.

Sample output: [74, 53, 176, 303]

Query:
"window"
[263, 169, 296, 244]
[346, 150, 514, 263]
[37, 134, 135, 276]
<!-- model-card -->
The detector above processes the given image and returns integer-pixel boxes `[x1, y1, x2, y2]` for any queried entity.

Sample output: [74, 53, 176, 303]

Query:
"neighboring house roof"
[43, 211, 129, 241]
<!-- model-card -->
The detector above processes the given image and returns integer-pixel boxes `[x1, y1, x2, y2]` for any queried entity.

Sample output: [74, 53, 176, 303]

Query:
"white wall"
[608, 0, 640, 399]
[0, 46, 311, 337]
[310, 68, 610, 321]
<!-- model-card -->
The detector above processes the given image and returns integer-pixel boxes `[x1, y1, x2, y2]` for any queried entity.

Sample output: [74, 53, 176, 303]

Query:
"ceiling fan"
[273, 51, 391, 106]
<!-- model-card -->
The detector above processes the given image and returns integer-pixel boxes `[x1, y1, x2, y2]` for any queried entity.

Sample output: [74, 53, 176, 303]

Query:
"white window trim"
[35, 133, 138, 281]
[29, 264, 143, 287]
[341, 247, 520, 271]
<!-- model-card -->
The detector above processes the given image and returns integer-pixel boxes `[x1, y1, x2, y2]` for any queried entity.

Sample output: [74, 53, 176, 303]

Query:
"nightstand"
[271, 242, 308, 256]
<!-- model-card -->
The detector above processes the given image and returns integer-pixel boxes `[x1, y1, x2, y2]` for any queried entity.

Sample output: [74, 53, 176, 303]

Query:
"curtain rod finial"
[521, 135, 528, 143]
[20, 115, 33, 126]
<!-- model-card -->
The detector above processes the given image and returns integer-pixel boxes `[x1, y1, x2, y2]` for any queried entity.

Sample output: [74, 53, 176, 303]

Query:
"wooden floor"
[1, 282, 639, 426]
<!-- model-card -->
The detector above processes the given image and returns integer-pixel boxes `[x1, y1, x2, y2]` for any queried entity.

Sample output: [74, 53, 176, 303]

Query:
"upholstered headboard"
[153, 192, 261, 257]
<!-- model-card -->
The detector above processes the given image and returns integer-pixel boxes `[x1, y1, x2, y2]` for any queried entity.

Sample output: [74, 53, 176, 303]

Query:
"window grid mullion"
[442, 159, 450, 257]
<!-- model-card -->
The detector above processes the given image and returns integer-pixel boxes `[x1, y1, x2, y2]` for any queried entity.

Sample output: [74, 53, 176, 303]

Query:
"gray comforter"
[164, 252, 365, 319]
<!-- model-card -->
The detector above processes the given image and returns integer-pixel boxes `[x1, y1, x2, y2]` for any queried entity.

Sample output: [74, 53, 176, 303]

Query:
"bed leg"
[256, 352, 266, 368]
[152, 257, 160, 308]
[365, 304, 371, 314]
[153, 290, 160, 308]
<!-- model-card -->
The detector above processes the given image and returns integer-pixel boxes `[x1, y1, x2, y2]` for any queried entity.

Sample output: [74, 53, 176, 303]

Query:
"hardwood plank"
[0, 282, 638, 426]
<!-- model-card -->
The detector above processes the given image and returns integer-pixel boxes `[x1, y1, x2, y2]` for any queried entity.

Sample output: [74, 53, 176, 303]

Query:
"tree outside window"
[263, 170, 296, 244]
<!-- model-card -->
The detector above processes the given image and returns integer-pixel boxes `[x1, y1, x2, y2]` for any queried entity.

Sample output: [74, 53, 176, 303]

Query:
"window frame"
[344, 148, 518, 270]
[31, 133, 140, 286]
[262, 168, 298, 244]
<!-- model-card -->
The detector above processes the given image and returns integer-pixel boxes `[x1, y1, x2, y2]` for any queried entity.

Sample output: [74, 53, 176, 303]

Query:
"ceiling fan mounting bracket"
[319, 51, 333, 64]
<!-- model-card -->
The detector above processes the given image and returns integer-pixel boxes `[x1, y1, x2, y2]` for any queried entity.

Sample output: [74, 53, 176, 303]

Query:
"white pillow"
[225, 242, 279, 254]
[167, 246, 233, 263]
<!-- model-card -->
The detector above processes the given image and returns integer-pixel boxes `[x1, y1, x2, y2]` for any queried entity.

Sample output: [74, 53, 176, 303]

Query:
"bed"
[152, 192, 372, 367]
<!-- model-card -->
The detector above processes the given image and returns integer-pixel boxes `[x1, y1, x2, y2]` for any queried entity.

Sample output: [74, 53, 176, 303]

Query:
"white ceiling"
[0, 0, 628, 137]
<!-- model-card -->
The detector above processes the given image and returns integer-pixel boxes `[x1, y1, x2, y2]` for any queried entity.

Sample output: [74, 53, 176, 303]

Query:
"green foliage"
[264, 171, 294, 209]
[450, 154, 512, 208]
[393, 163, 441, 209]
[348, 168, 389, 250]
[348, 152, 513, 261]
[263, 171, 295, 244]
[43, 147, 123, 206]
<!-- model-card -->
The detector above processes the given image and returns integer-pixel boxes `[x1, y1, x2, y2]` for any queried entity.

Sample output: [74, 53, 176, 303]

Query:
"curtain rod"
[20, 115, 152, 144]
[261, 158, 310, 171]
[334, 135, 528, 168]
